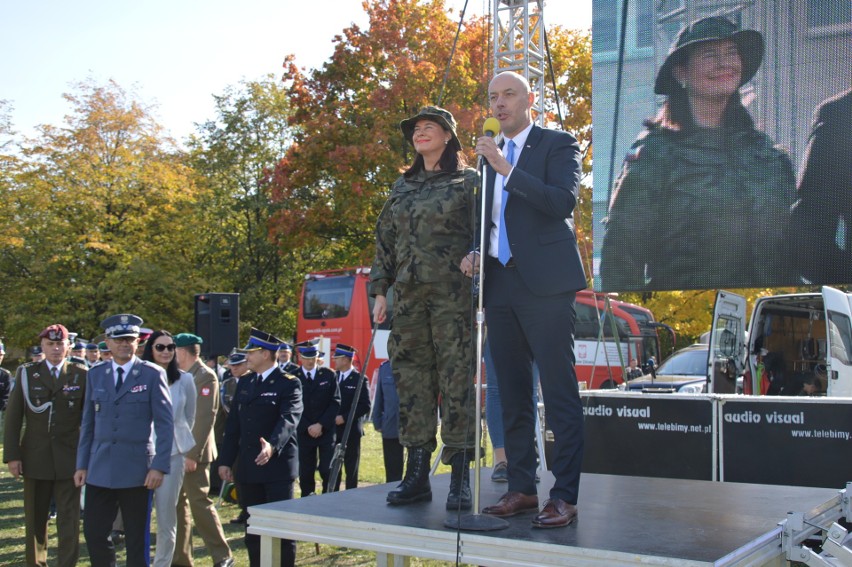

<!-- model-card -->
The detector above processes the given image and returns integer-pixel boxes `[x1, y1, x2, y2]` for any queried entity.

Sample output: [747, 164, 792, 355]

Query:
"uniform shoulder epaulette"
[284, 373, 297, 380]
[69, 360, 89, 370]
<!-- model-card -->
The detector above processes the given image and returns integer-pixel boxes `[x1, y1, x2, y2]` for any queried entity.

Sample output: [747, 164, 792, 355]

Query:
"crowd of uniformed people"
[0, 315, 375, 567]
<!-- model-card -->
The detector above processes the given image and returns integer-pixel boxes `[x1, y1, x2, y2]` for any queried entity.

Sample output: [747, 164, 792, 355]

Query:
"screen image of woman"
[599, 16, 796, 292]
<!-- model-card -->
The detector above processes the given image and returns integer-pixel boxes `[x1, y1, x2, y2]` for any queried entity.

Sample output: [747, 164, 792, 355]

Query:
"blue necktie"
[498, 140, 516, 265]
[115, 367, 124, 392]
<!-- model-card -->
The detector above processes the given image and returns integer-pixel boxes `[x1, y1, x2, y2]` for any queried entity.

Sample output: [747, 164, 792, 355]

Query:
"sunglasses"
[154, 343, 176, 352]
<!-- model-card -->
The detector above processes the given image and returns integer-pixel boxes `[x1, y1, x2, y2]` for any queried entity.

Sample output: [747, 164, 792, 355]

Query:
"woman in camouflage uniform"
[370, 106, 477, 510]
[600, 17, 795, 291]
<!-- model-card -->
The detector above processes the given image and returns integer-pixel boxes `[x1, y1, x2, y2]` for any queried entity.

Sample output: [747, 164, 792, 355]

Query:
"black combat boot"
[387, 447, 432, 505]
[446, 451, 472, 511]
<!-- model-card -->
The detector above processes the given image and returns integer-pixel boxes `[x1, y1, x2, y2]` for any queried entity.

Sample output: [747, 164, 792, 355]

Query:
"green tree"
[0, 80, 207, 347]
[188, 75, 301, 338]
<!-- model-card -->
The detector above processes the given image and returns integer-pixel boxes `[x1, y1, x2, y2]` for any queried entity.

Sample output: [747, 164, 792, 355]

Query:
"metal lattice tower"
[492, 0, 546, 126]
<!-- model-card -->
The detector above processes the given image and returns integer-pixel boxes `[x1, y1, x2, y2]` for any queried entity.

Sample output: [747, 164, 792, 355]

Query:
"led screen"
[592, 1, 852, 292]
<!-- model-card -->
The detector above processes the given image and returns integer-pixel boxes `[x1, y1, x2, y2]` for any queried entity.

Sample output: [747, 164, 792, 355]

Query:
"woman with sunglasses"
[142, 330, 197, 567]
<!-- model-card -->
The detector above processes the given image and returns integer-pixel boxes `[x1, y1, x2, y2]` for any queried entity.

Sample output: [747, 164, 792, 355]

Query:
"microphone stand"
[444, 148, 508, 532]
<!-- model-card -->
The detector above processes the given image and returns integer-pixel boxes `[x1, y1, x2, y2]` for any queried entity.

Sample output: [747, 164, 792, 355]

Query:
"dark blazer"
[4, 360, 88, 479]
[335, 370, 371, 440]
[295, 366, 340, 447]
[484, 125, 587, 295]
[77, 358, 173, 488]
[219, 367, 303, 484]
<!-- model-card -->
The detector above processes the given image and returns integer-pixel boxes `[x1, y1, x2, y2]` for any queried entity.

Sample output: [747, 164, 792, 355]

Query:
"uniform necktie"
[498, 140, 516, 265]
[116, 367, 124, 392]
[307, 371, 312, 381]
[51, 367, 59, 383]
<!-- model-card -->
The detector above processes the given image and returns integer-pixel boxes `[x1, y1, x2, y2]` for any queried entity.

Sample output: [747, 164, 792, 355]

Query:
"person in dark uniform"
[294, 340, 340, 496]
[278, 342, 299, 374]
[29, 345, 45, 363]
[74, 314, 173, 567]
[0, 341, 11, 412]
[98, 341, 112, 362]
[218, 328, 303, 567]
[4, 324, 87, 567]
[217, 351, 251, 525]
[371, 360, 404, 483]
[85, 343, 100, 367]
[69, 340, 88, 366]
[331, 344, 371, 491]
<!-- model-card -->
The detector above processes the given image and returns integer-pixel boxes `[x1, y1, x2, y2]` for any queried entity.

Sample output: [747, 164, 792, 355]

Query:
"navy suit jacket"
[484, 124, 587, 295]
[77, 358, 173, 489]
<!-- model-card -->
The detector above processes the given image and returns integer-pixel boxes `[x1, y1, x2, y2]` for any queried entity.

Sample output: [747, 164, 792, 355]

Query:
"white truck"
[709, 287, 852, 397]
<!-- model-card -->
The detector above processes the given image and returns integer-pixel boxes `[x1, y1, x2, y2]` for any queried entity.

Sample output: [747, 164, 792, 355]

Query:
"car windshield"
[656, 349, 708, 376]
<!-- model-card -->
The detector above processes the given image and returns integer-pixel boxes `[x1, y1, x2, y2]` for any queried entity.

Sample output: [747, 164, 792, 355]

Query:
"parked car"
[619, 344, 709, 394]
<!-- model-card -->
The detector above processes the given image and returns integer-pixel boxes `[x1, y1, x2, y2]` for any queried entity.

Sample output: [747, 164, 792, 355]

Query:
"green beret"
[174, 333, 204, 347]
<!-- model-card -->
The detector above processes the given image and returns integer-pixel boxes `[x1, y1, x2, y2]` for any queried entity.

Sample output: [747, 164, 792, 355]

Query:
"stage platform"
[248, 470, 844, 566]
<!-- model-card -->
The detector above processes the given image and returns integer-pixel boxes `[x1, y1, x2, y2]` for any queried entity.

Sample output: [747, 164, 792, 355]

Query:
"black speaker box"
[194, 293, 240, 357]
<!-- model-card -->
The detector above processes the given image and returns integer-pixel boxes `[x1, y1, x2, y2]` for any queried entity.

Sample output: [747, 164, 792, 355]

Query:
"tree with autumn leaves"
[269, 0, 591, 272]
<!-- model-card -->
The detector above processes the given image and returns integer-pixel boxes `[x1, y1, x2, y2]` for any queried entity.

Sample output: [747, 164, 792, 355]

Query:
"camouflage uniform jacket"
[370, 167, 479, 296]
[600, 124, 795, 291]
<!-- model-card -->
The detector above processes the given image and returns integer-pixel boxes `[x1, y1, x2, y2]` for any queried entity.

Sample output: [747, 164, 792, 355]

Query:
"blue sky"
[1, 0, 590, 142]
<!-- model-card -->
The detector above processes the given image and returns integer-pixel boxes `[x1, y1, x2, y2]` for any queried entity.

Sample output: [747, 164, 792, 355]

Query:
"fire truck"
[296, 266, 660, 387]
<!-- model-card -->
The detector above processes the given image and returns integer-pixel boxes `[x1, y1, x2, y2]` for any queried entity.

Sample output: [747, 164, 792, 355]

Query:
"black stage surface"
[248, 469, 841, 566]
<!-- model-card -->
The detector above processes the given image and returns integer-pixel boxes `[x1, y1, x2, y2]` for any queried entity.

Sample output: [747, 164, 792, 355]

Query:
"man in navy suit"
[219, 328, 303, 567]
[74, 313, 174, 566]
[469, 70, 586, 528]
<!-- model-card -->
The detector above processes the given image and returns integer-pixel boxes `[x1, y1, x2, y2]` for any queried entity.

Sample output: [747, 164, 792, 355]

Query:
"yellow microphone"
[482, 117, 501, 138]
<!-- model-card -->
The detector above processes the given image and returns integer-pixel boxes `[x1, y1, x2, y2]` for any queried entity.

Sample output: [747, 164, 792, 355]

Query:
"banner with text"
[580, 393, 714, 480]
[720, 398, 852, 489]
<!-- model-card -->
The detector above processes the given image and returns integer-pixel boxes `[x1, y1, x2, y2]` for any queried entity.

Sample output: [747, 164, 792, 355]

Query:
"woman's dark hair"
[403, 136, 468, 178]
[653, 45, 755, 132]
[142, 330, 181, 385]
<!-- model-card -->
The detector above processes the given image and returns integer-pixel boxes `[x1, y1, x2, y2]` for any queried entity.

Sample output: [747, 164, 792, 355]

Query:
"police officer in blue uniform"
[218, 328, 303, 567]
[74, 313, 174, 567]
[332, 343, 371, 491]
[293, 340, 340, 496]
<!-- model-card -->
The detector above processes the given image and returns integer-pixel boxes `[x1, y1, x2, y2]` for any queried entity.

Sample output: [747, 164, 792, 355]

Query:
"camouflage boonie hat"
[400, 106, 462, 152]
[655, 16, 764, 95]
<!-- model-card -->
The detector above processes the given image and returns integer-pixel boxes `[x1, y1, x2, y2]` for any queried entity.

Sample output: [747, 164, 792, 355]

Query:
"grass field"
[0, 424, 491, 566]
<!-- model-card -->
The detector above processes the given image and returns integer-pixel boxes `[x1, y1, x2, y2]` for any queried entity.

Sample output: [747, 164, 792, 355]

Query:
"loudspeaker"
[194, 293, 240, 357]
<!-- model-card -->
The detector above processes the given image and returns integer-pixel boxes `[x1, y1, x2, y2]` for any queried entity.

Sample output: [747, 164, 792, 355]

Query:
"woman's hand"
[373, 295, 387, 323]
[459, 252, 480, 278]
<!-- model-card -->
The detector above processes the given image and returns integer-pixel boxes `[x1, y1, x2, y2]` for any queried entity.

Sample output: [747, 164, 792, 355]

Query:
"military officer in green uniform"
[4, 324, 87, 567]
[370, 106, 478, 510]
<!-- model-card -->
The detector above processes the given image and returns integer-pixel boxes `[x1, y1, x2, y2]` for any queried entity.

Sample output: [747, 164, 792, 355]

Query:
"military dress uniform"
[294, 347, 340, 496]
[219, 329, 303, 567]
[333, 364, 371, 491]
[4, 357, 88, 567]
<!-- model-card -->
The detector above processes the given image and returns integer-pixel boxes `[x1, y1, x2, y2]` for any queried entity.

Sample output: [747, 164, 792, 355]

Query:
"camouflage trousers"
[388, 279, 476, 464]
